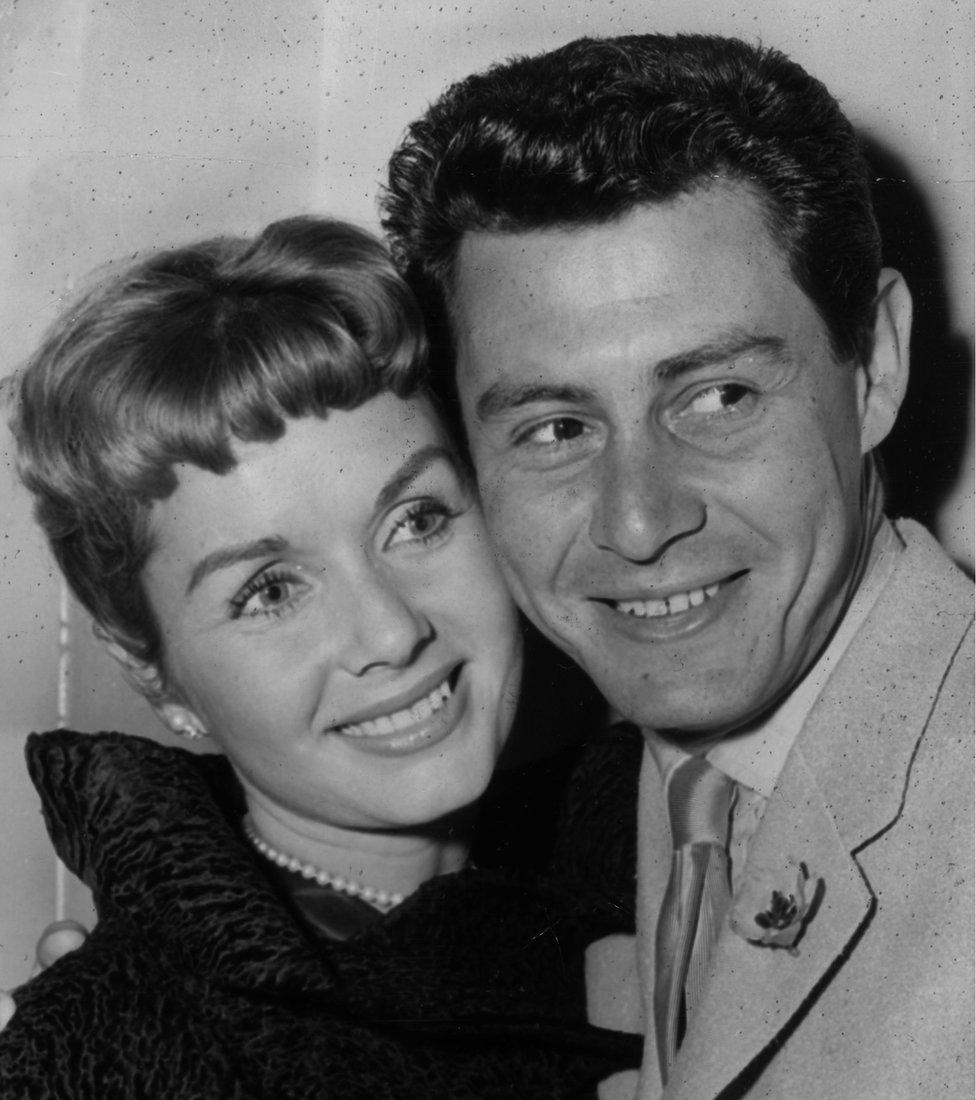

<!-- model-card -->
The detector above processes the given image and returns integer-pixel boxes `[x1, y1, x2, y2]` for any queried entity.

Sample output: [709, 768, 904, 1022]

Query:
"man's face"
[452, 182, 886, 738]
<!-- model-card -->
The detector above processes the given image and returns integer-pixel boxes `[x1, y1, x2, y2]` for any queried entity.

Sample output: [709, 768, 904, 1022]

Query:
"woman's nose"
[335, 570, 433, 676]
[588, 436, 706, 564]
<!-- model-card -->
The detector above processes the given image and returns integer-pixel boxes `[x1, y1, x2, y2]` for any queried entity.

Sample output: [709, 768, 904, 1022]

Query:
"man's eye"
[682, 383, 755, 417]
[518, 417, 588, 447]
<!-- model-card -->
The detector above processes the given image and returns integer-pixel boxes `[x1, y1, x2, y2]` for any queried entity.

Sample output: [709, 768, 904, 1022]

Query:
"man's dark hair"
[383, 33, 882, 371]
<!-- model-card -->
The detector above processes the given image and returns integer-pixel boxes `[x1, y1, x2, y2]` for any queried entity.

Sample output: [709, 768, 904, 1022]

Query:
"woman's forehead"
[148, 397, 459, 563]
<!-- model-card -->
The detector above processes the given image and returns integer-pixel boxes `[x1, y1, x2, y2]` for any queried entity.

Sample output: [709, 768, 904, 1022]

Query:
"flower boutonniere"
[729, 860, 822, 955]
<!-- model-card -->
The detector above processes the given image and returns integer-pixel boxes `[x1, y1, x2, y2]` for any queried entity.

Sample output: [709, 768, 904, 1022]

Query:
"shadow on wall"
[868, 136, 974, 555]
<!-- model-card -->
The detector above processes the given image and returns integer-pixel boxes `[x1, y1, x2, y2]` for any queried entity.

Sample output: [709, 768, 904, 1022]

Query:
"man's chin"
[587, 673, 772, 740]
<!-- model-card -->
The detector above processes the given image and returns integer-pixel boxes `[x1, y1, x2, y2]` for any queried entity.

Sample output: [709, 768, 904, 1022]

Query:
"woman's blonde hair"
[13, 216, 428, 667]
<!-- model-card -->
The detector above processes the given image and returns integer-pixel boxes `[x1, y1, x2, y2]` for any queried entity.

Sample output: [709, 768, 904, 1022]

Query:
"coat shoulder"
[0, 922, 249, 1099]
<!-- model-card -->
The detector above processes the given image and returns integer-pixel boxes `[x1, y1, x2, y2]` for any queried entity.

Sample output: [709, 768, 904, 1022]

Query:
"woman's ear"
[94, 622, 208, 740]
[858, 268, 912, 454]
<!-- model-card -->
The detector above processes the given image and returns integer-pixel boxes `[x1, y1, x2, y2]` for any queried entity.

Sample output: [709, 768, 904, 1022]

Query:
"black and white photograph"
[1, 1, 972, 1096]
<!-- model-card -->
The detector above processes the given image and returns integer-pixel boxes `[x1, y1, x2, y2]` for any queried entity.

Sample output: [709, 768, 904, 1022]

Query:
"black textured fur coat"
[0, 729, 642, 1098]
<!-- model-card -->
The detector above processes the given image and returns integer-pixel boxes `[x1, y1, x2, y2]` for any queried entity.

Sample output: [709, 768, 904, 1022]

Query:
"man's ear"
[94, 622, 208, 740]
[858, 267, 912, 453]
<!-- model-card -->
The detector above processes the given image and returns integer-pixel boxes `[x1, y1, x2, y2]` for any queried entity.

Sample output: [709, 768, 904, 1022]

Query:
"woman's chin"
[378, 759, 496, 831]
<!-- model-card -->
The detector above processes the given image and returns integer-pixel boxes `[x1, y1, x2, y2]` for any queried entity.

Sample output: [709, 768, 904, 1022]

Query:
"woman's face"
[141, 394, 522, 831]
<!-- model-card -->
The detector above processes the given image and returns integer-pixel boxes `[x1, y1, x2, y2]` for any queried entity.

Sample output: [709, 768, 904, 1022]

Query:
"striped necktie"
[653, 754, 736, 1079]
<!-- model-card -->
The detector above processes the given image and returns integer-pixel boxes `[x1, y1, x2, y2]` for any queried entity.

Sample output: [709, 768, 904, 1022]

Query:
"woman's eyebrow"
[374, 444, 458, 513]
[186, 536, 289, 595]
[184, 447, 457, 594]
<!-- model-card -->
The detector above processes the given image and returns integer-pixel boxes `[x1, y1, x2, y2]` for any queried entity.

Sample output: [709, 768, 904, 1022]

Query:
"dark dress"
[0, 728, 642, 1098]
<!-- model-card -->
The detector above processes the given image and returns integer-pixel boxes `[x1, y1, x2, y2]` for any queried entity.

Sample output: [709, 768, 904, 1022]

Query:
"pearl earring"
[171, 713, 206, 740]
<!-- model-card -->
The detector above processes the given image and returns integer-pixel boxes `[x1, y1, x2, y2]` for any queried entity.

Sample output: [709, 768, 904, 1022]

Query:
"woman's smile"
[330, 663, 467, 757]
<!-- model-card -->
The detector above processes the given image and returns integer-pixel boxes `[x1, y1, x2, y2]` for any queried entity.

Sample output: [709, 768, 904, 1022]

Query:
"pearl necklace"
[243, 817, 405, 913]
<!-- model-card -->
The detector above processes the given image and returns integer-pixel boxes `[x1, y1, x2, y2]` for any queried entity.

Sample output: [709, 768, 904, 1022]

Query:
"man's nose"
[335, 569, 433, 676]
[588, 435, 706, 563]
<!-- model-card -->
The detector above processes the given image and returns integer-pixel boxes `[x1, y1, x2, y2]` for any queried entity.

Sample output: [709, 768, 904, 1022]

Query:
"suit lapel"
[798, 520, 973, 850]
[665, 750, 873, 1098]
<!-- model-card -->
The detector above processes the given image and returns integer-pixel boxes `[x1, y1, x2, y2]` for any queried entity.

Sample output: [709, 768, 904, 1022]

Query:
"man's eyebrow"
[473, 335, 787, 422]
[187, 536, 290, 595]
[475, 383, 597, 423]
[654, 333, 789, 380]
[374, 443, 461, 513]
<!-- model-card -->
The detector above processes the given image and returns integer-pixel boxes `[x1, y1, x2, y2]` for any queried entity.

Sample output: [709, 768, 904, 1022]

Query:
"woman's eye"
[681, 382, 755, 417]
[517, 417, 588, 448]
[231, 571, 304, 620]
[385, 501, 454, 550]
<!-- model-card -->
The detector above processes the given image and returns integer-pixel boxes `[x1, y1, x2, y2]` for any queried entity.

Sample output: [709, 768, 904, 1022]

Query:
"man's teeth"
[615, 582, 720, 618]
[337, 678, 453, 738]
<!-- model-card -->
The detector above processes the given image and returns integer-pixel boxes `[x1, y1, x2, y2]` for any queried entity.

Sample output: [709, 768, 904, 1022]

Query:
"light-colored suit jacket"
[593, 520, 974, 1099]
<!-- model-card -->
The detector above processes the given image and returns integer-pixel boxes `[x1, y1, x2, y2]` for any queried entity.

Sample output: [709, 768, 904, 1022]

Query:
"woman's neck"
[243, 792, 473, 902]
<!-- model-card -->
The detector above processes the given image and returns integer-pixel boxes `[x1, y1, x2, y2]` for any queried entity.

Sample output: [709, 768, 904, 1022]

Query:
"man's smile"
[610, 581, 720, 618]
[587, 568, 749, 616]
[582, 571, 750, 642]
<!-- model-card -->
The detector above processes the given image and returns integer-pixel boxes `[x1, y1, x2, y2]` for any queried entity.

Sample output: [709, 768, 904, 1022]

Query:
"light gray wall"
[1, 0, 971, 988]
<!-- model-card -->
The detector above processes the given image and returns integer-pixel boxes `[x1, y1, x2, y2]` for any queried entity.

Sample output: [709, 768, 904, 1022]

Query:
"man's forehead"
[452, 186, 789, 321]
[451, 192, 804, 369]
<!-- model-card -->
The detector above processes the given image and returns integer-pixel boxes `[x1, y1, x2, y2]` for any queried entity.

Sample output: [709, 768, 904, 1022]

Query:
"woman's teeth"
[615, 582, 720, 618]
[337, 678, 453, 738]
